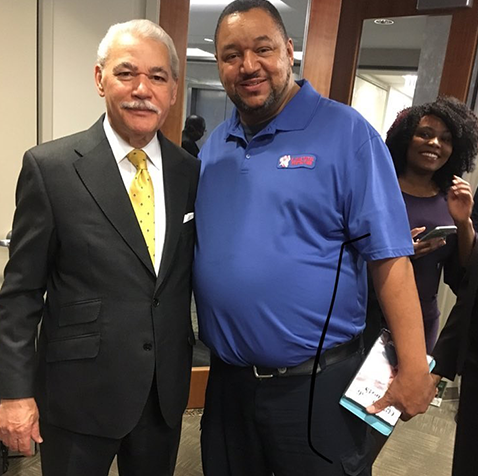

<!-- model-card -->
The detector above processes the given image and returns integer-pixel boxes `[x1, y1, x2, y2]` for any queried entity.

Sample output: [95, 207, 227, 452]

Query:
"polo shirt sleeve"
[344, 130, 414, 261]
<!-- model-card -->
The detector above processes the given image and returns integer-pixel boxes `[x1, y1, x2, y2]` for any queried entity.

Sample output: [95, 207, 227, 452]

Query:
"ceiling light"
[204, 38, 214, 43]
[293, 51, 303, 61]
[187, 48, 215, 58]
[374, 18, 394, 25]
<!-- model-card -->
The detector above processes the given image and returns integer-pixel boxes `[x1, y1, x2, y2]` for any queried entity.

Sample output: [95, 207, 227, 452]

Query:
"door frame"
[329, 0, 478, 104]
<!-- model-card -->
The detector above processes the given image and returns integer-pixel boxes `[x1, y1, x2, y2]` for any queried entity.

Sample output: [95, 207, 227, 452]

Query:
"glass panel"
[352, 15, 452, 139]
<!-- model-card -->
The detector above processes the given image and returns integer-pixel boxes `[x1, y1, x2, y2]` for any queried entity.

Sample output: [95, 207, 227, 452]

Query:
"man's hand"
[430, 373, 442, 387]
[368, 257, 438, 421]
[0, 398, 43, 456]
[366, 369, 437, 420]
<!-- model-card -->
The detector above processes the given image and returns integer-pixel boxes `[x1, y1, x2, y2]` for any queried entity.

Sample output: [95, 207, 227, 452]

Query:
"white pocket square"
[183, 212, 194, 223]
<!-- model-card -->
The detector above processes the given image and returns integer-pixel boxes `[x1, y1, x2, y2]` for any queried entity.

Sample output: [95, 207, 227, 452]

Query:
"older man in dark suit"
[0, 19, 199, 476]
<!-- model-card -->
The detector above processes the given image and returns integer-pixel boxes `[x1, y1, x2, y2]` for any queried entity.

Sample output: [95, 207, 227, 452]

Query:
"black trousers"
[201, 351, 372, 476]
[452, 352, 478, 475]
[39, 384, 181, 476]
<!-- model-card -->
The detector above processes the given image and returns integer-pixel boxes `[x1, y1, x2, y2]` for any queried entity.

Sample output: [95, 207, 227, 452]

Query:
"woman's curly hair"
[386, 96, 478, 192]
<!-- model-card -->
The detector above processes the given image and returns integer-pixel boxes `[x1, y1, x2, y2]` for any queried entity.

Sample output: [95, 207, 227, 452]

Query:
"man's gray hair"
[97, 19, 179, 81]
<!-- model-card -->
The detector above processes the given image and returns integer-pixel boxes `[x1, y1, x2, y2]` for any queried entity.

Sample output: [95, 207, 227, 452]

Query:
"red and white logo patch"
[277, 154, 316, 169]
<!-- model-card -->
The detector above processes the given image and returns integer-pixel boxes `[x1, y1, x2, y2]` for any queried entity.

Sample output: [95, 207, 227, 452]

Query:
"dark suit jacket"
[181, 131, 200, 158]
[0, 116, 200, 438]
[433, 240, 478, 380]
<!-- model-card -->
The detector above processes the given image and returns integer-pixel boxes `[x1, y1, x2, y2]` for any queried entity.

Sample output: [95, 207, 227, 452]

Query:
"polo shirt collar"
[224, 79, 321, 141]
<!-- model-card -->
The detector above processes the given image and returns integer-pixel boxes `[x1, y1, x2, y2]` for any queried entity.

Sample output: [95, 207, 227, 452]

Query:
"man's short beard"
[231, 68, 291, 120]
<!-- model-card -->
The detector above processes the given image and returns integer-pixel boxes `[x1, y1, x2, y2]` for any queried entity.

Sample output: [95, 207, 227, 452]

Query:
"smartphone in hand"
[420, 225, 457, 241]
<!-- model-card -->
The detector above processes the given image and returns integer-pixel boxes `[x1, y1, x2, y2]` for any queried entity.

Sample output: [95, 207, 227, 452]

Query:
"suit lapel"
[73, 118, 155, 276]
[155, 134, 190, 293]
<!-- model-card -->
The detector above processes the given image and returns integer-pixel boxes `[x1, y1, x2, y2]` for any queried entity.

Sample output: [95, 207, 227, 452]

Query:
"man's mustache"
[121, 101, 161, 114]
[239, 73, 262, 82]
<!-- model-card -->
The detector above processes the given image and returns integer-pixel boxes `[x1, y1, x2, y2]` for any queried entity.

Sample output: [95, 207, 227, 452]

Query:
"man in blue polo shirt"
[193, 1, 436, 475]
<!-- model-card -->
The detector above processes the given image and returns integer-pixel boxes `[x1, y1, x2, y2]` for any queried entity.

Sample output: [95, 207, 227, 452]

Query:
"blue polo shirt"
[193, 80, 413, 368]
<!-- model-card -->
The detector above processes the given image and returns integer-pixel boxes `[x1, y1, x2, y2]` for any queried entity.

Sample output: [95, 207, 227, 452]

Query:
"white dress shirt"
[103, 116, 166, 275]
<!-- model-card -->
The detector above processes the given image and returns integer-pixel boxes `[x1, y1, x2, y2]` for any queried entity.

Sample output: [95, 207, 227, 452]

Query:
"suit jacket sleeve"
[443, 237, 466, 295]
[0, 150, 57, 398]
[433, 241, 478, 380]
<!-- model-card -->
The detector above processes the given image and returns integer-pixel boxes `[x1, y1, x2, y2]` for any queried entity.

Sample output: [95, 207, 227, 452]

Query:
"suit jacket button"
[153, 299, 160, 307]
[143, 343, 153, 351]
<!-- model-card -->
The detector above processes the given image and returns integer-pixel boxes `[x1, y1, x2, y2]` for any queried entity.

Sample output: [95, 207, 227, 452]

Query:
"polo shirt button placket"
[241, 151, 251, 173]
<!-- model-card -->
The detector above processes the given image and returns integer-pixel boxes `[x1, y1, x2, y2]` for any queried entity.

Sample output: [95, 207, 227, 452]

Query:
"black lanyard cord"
[307, 233, 371, 464]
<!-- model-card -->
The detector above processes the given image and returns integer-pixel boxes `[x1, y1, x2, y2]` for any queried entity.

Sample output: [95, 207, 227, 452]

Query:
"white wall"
[39, 0, 159, 143]
[0, 0, 37, 274]
[382, 87, 412, 137]
[351, 77, 388, 135]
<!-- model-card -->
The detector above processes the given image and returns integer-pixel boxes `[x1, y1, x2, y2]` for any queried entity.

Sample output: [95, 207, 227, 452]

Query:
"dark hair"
[386, 96, 478, 192]
[214, 0, 288, 46]
[184, 115, 206, 139]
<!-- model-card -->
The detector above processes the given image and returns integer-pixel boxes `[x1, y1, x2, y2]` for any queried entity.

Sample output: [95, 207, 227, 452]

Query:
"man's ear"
[286, 38, 294, 67]
[170, 80, 178, 106]
[94, 64, 105, 97]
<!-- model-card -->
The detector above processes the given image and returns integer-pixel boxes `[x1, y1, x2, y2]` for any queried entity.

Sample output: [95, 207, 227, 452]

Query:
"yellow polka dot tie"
[127, 149, 155, 265]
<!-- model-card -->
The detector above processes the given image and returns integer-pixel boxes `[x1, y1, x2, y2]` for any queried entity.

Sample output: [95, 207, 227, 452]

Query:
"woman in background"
[366, 97, 478, 353]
